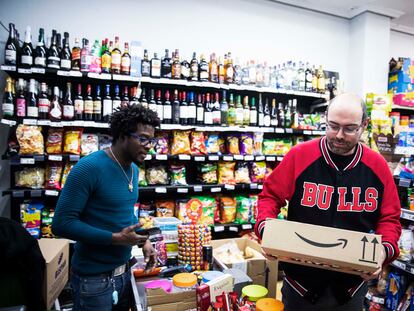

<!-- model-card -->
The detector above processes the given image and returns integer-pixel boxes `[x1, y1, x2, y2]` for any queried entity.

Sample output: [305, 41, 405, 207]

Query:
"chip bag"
[15, 167, 45, 189]
[227, 134, 240, 155]
[206, 133, 220, 154]
[235, 162, 251, 184]
[175, 199, 191, 224]
[250, 162, 267, 183]
[220, 197, 237, 224]
[138, 165, 147, 187]
[194, 196, 216, 226]
[46, 128, 63, 154]
[198, 163, 218, 184]
[45, 162, 63, 190]
[61, 162, 75, 188]
[41, 208, 55, 238]
[240, 133, 253, 155]
[191, 131, 207, 155]
[155, 200, 175, 217]
[81, 133, 99, 156]
[253, 133, 264, 155]
[218, 161, 236, 185]
[98, 134, 112, 150]
[235, 196, 252, 224]
[16, 125, 44, 155]
[155, 131, 170, 154]
[21, 202, 44, 238]
[146, 164, 169, 185]
[170, 164, 187, 186]
[171, 130, 191, 155]
[63, 130, 83, 155]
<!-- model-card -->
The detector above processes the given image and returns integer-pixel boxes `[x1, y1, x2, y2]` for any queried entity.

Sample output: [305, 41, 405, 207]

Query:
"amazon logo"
[295, 232, 348, 249]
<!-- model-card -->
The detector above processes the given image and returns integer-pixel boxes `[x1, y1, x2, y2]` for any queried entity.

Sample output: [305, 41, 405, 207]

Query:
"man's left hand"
[142, 239, 157, 273]
[360, 244, 386, 281]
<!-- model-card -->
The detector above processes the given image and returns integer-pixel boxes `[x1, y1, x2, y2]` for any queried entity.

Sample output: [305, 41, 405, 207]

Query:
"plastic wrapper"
[220, 197, 237, 223]
[41, 208, 55, 238]
[170, 164, 187, 185]
[146, 164, 169, 185]
[240, 133, 253, 155]
[218, 136, 226, 155]
[16, 125, 44, 155]
[98, 134, 112, 150]
[398, 229, 414, 261]
[253, 133, 264, 155]
[175, 199, 191, 224]
[250, 162, 267, 183]
[45, 162, 63, 190]
[138, 165, 147, 186]
[61, 162, 75, 188]
[263, 140, 276, 155]
[198, 163, 218, 184]
[46, 128, 63, 154]
[190, 131, 207, 155]
[235, 196, 252, 224]
[249, 195, 258, 223]
[155, 200, 175, 217]
[21, 202, 44, 238]
[218, 161, 236, 185]
[63, 130, 83, 155]
[171, 130, 191, 155]
[155, 239, 168, 266]
[81, 133, 99, 156]
[235, 162, 251, 184]
[205, 133, 220, 154]
[155, 131, 169, 154]
[194, 196, 216, 226]
[226, 134, 240, 155]
[136, 202, 155, 229]
[15, 167, 45, 189]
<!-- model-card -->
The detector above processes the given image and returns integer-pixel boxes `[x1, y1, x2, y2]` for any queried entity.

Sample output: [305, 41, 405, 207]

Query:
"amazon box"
[261, 219, 381, 275]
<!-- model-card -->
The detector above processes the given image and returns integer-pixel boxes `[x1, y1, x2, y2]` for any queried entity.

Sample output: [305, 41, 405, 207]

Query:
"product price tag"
[250, 183, 258, 189]
[45, 190, 59, 196]
[277, 156, 284, 162]
[223, 156, 234, 161]
[255, 156, 265, 161]
[178, 154, 191, 160]
[57, 70, 71, 76]
[194, 156, 205, 162]
[87, 72, 100, 79]
[224, 184, 235, 190]
[313, 130, 325, 135]
[214, 226, 225, 232]
[72, 120, 84, 126]
[1, 65, 16, 71]
[194, 186, 203, 192]
[211, 187, 221, 193]
[20, 158, 35, 165]
[23, 119, 37, 125]
[258, 185, 263, 190]
[12, 190, 24, 198]
[365, 293, 372, 301]
[1, 119, 16, 126]
[155, 154, 168, 160]
[208, 155, 219, 161]
[304, 130, 312, 135]
[50, 122, 63, 127]
[155, 187, 167, 193]
[37, 120, 51, 126]
[84, 121, 95, 127]
[275, 128, 285, 134]
[112, 74, 123, 81]
[410, 267, 414, 275]
[242, 224, 253, 230]
[234, 155, 244, 160]
[48, 155, 63, 161]
[266, 156, 276, 162]
[244, 155, 254, 161]
[30, 190, 42, 197]
[177, 188, 188, 193]
[100, 73, 111, 80]
[18, 68, 32, 74]
[229, 226, 239, 232]
[70, 70, 83, 77]
[393, 260, 406, 270]
[31, 67, 45, 74]
[285, 128, 293, 134]
[69, 155, 80, 162]
[61, 121, 70, 126]
[144, 155, 152, 161]
[372, 297, 385, 304]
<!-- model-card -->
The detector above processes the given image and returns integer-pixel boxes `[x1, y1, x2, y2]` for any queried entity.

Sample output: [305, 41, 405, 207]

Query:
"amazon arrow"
[295, 232, 348, 248]
[371, 237, 379, 261]
[361, 236, 368, 260]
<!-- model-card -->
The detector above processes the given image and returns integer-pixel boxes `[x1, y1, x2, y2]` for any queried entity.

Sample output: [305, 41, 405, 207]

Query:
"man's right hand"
[112, 224, 148, 246]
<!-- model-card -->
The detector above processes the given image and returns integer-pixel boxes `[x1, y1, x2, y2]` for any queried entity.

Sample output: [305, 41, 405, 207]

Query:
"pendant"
[128, 183, 133, 192]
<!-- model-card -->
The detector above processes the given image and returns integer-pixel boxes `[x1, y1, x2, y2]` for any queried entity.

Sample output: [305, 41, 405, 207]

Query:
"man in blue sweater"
[52, 105, 160, 311]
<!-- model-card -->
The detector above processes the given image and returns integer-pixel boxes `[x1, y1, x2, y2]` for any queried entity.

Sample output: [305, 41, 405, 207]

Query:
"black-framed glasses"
[129, 133, 157, 147]
[326, 120, 363, 135]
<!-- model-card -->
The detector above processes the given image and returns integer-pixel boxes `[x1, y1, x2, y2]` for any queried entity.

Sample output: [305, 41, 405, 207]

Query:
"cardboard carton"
[38, 239, 69, 309]
[196, 274, 234, 311]
[262, 219, 382, 275]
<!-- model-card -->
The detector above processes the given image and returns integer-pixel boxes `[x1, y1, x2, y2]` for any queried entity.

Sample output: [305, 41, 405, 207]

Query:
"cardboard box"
[210, 238, 278, 298]
[38, 239, 69, 309]
[196, 274, 234, 311]
[262, 219, 382, 275]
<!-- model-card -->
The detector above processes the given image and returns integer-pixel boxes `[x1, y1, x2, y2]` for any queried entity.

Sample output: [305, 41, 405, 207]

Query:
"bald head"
[326, 93, 367, 123]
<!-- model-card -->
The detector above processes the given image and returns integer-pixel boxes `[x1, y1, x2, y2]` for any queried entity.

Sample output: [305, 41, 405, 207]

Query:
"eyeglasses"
[129, 133, 157, 147]
[326, 121, 363, 135]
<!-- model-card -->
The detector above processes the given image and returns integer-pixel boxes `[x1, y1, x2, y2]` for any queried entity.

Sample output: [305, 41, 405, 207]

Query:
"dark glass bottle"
[140, 88, 148, 108]
[204, 93, 213, 125]
[26, 79, 38, 119]
[196, 93, 204, 125]
[163, 90, 172, 124]
[179, 91, 188, 125]
[277, 102, 285, 128]
[63, 82, 74, 120]
[161, 49, 172, 78]
[150, 53, 161, 78]
[172, 89, 180, 124]
[258, 94, 264, 127]
[156, 90, 163, 122]
[141, 49, 150, 77]
[71, 38, 81, 71]
[249, 97, 257, 126]
[93, 85, 102, 122]
[20, 26, 33, 68]
[121, 42, 131, 75]
[220, 90, 228, 126]
[199, 54, 209, 82]
[102, 84, 112, 122]
[121, 86, 129, 107]
[34, 28, 46, 68]
[49, 86, 62, 121]
[187, 92, 196, 125]
[60, 32, 72, 70]
[148, 89, 157, 113]
[56, 33, 62, 55]
[2, 77, 14, 119]
[264, 98, 271, 127]
[74, 84, 84, 120]
[190, 52, 199, 81]
[112, 85, 121, 112]
[5, 23, 18, 65]
[47, 30, 60, 69]
[83, 84, 94, 121]
[181, 57, 190, 80]
[270, 99, 278, 127]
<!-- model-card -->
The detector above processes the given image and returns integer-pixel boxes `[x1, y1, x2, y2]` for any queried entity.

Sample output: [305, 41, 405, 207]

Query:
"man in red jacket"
[255, 93, 401, 310]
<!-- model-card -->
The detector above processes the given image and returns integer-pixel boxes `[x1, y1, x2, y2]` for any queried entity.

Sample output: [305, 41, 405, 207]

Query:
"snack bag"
[61, 162, 75, 188]
[227, 134, 240, 155]
[253, 132, 264, 155]
[138, 165, 147, 187]
[235, 196, 252, 224]
[45, 162, 63, 190]
[205, 133, 220, 154]
[81, 133, 99, 156]
[191, 131, 207, 155]
[41, 208, 55, 238]
[98, 134, 112, 150]
[21, 202, 44, 238]
[15, 167, 45, 189]
[146, 164, 169, 185]
[16, 125, 44, 155]
[218, 161, 236, 185]
[249, 195, 258, 223]
[155, 131, 169, 154]
[170, 164, 187, 186]
[171, 130, 191, 155]
[235, 162, 251, 184]
[63, 130, 83, 155]
[155, 200, 175, 217]
[240, 133, 253, 155]
[263, 139, 276, 155]
[193, 196, 216, 226]
[220, 197, 237, 224]
[218, 136, 226, 155]
[250, 162, 267, 183]
[198, 163, 218, 184]
[46, 128, 63, 154]
[175, 199, 191, 224]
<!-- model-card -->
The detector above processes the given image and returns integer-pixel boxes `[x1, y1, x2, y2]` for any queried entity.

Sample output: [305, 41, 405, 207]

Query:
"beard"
[326, 138, 355, 155]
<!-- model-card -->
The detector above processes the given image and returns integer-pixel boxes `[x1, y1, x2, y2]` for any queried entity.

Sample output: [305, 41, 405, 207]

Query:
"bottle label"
[173, 64, 181, 79]
[250, 110, 257, 124]
[81, 54, 91, 71]
[111, 54, 121, 69]
[103, 99, 112, 116]
[35, 57, 46, 67]
[47, 56, 60, 68]
[50, 101, 62, 120]
[181, 66, 190, 78]
[93, 100, 101, 114]
[84, 100, 94, 114]
[271, 118, 278, 127]
[38, 98, 50, 113]
[156, 105, 163, 120]
[258, 113, 264, 126]
[27, 106, 38, 117]
[121, 57, 131, 72]
[89, 56, 102, 73]
[142, 62, 150, 75]
[200, 71, 208, 80]
[191, 64, 198, 78]
[264, 116, 271, 127]
[197, 107, 204, 122]
[61, 59, 71, 70]
[5, 50, 16, 62]
[163, 105, 172, 119]
[236, 109, 244, 124]
[204, 112, 213, 125]
[102, 54, 111, 70]
[188, 106, 196, 119]
[226, 67, 234, 80]
[63, 105, 74, 118]
[2, 103, 14, 116]
[72, 50, 80, 61]
[113, 100, 121, 112]
[16, 98, 26, 117]
[21, 55, 33, 65]
[74, 99, 84, 115]
[213, 111, 221, 124]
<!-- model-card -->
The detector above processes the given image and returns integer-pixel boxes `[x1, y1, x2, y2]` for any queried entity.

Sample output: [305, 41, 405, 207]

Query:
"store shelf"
[212, 222, 254, 233]
[401, 209, 414, 221]
[5, 154, 81, 165]
[144, 154, 283, 162]
[394, 176, 413, 188]
[391, 259, 414, 275]
[392, 104, 414, 111]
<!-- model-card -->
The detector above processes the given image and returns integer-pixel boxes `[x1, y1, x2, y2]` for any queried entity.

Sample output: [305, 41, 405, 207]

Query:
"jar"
[172, 273, 197, 292]
[242, 284, 268, 302]
[201, 271, 224, 283]
[401, 116, 409, 126]
[256, 298, 284, 311]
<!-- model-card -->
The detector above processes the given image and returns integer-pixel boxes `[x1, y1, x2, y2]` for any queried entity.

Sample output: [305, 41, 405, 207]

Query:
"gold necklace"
[109, 147, 134, 192]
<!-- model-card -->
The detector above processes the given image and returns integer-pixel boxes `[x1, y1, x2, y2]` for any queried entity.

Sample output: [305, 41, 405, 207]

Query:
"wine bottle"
[5, 23, 18, 66]
[20, 26, 33, 68]
[60, 32, 72, 70]
[34, 28, 46, 68]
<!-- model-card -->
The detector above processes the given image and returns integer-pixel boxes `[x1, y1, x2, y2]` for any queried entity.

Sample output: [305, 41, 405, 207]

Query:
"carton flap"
[38, 239, 70, 263]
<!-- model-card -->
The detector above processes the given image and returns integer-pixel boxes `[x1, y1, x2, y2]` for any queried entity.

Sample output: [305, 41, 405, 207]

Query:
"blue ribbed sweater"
[52, 150, 138, 275]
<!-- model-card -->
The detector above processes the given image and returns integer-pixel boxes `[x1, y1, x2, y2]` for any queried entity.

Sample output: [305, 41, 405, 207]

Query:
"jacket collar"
[319, 136, 363, 171]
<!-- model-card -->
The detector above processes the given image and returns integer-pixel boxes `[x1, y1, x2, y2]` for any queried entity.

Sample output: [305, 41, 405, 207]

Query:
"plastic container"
[256, 298, 284, 311]
[401, 116, 409, 126]
[172, 273, 197, 292]
[201, 271, 224, 283]
[242, 284, 268, 302]
[145, 280, 172, 293]
[154, 217, 182, 232]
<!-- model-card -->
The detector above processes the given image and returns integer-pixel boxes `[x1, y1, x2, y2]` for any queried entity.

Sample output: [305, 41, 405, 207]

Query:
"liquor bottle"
[148, 89, 157, 113]
[263, 61, 270, 87]
[102, 84, 112, 122]
[56, 33, 62, 55]
[161, 49, 172, 79]
[2, 77, 14, 119]
[212, 92, 221, 125]
[242, 61, 250, 85]
[235, 95, 244, 126]
[243, 95, 250, 126]
[199, 54, 209, 82]
[71, 38, 81, 71]
[49, 86, 62, 121]
[218, 56, 225, 84]
[34, 28, 46, 68]
[311, 65, 317, 93]
[47, 30, 60, 69]
[84, 84, 94, 121]
[60, 32, 72, 71]
[204, 93, 213, 125]
[291, 62, 299, 91]
[140, 88, 148, 108]
[172, 49, 181, 79]
[5, 23, 18, 65]
[80, 38, 91, 72]
[121, 86, 129, 107]
[130, 87, 139, 106]
[62, 82, 74, 120]
[256, 61, 264, 87]
[298, 62, 306, 92]
[156, 90, 163, 122]
[234, 58, 242, 85]
[249, 97, 257, 126]
[74, 84, 84, 120]
[225, 52, 234, 84]
[111, 36, 122, 74]
[181, 56, 190, 80]
[141, 49, 151, 77]
[112, 85, 121, 112]
[20, 26, 33, 68]
[285, 100, 292, 128]
[227, 93, 236, 126]
[291, 99, 299, 128]
[190, 52, 199, 81]
[93, 85, 102, 122]
[278, 102, 285, 128]
[270, 99, 278, 127]
[101, 39, 111, 73]
[90, 39, 101, 73]
[305, 62, 312, 92]
[263, 98, 271, 127]
[258, 94, 264, 127]
[120, 42, 131, 75]
[220, 90, 228, 126]
[172, 89, 180, 124]
[188, 92, 196, 125]
[150, 53, 161, 78]
[209, 53, 218, 83]
[26, 79, 38, 119]
[317, 65, 326, 94]
[196, 94, 204, 125]
[163, 90, 172, 124]
[248, 60, 256, 85]
[180, 91, 188, 125]
[16, 79, 26, 118]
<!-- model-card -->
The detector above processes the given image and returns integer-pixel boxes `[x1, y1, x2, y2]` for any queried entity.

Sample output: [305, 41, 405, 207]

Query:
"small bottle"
[141, 49, 150, 77]
[198, 54, 209, 82]
[101, 39, 111, 74]
[37, 82, 49, 120]
[16, 79, 26, 118]
[71, 38, 81, 71]
[47, 30, 60, 69]
[187, 92, 196, 125]
[5, 23, 18, 65]
[74, 84, 84, 120]
[2, 77, 15, 119]
[218, 56, 225, 84]
[151, 52, 161, 78]
[249, 97, 257, 126]
[111, 36, 122, 74]
[112, 85, 121, 112]
[227, 93, 236, 126]
[34, 28, 47, 68]
[225, 52, 234, 84]
[161, 49, 172, 78]
[80, 38, 91, 72]
[93, 85, 102, 122]
[190, 52, 199, 81]
[179, 91, 188, 125]
[180, 56, 190, 80]
[270, 99, 278, 127]
[204, 93, 213, 125]
[89, 39, 102, 73]
[220, 90, 228, 126]
[172, 89, 180, 124]
[121, 42, 131, 75]
[172, 49, 181, 79]
[209, 53, 218, 83]
[156, 90, 163, 122]
[83, 84, 94, 121]
[212, 92, 221, 125]
[278, 102, 285, 128]
[235, 95, 244, 126]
